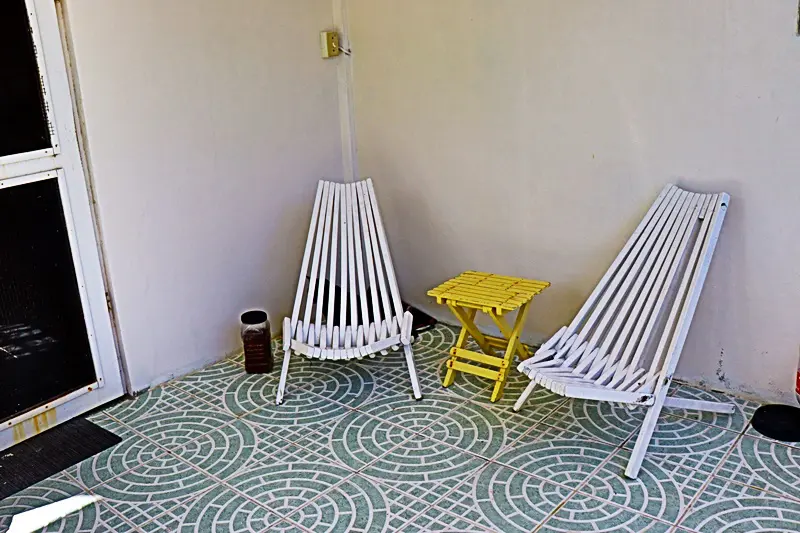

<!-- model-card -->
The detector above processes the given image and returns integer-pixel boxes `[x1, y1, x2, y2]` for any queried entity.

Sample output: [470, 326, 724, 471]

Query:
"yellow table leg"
[488, 309, 531, 360]
[443, 307, 476, 388]
[489, 301, 531, 402]
[446, 303, 495, 355]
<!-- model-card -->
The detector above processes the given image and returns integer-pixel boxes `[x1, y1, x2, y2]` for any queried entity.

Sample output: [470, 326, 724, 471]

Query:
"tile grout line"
[59, 469, 147, 533]
[672, 427, 747, 531]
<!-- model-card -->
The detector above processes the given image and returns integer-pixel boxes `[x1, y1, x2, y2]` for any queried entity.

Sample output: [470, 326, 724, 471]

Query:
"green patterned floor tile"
[0, 473, 136, 533]
[361, 433, 487, 504]
[494, 429, 615, 488]
[242, 387, 354, 447]
[682, 476, 800, 532]
[411, 325, 460, 365]
[91, 452, 219, 527]
[168, 418, 294, 482]
[539, 493, 672, 533]
[69, 415, 166, 490]
[430, 463, 569, 532]
[426, 387, 565, 459]
[285, 356, 377, 408]
[664, 385, 757, 433]
[139, 483, 280, 532]
[222, 461, 353, 521]
[356, 393, 466, 434]
[285, 474, 407, 532]
[102, 385, 218, 427]
[171, 360, 255, 409]
[327, 409, 416, 470]
[267, 520, 309, 532]
[421, 399, 508, 459]
[124, 408, 239, 454]
[715, 434, 800, 502]
[361, 355, 448, 401]
[535, 398, 642, 446]
[579, 449, 700, 523]
[624, 415, 738, 476]
[402, 505, 494, 532]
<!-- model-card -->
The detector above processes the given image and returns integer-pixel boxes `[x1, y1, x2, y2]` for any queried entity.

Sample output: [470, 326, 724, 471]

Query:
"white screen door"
[0, 0, 124, 450]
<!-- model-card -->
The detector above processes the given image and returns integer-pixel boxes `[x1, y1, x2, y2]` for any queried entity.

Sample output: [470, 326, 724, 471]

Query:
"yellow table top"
[428, 271, 550, 314]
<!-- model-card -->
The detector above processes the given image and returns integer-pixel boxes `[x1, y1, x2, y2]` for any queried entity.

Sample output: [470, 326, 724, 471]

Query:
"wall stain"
[716, 348, 731, 388]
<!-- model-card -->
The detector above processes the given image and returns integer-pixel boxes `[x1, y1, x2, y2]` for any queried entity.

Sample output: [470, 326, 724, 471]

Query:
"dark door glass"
[0, 0, 52, 158]
[0, 178, 96, 423]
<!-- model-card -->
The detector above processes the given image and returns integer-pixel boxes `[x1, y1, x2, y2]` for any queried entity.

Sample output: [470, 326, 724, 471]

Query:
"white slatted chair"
[514, 185, 732, 479]
[276, 179, 422, 404]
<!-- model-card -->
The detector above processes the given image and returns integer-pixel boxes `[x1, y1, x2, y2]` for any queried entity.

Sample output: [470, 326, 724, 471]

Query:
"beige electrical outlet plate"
[320, 31, 340, 58]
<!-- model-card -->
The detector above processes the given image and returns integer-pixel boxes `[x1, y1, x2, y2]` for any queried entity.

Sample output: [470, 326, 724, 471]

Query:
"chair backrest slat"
[339, 183, 350, 345]
[355, 181, 383, 335]
[592, 190, 695, 375]
[345, 183, 359, 342]
[349, 183, 370, 345]
[605, 192, 702, 381]
[302, 181, 331, 341]
[366, 179, 405, 323]
[325, 183, 341, 345]
[573, 186, 681, 361]
[360, 181, 394, 336]
[585, 188, 688, 370]
[291, 181, 325, 331]
[314, 182, 336, 343]
[645, 194, 721, 389]
[624, 193, 711, 384]
[559, 185, 675, 349]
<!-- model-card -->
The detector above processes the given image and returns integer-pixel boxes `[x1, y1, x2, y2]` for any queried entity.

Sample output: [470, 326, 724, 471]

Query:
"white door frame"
[0, 0, 124, 450]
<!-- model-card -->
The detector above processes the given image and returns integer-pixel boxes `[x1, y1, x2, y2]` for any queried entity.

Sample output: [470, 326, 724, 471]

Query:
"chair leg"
[513, 380, 537, 412]
[276, 349, 292, 405]
[404, 344, 423, 400]
[624, 400, 663, 479]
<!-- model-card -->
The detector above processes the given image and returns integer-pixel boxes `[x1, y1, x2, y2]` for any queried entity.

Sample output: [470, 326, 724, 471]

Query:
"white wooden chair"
[514, 185, 732, 479]
[276, 179, 422, 404]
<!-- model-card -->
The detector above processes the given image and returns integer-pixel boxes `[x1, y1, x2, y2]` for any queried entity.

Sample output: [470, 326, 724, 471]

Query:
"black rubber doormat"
[0, 417, 121, 500]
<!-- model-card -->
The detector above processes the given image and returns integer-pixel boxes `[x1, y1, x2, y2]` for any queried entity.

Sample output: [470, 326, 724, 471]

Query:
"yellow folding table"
[428, 271, 550, 402]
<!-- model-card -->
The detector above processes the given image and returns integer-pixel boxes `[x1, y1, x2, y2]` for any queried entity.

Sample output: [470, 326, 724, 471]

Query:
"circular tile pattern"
[495, 440, 611, 487]
[644, 415, 737, 456]
[244, 385, 353, 428]
[73, 433, 163, 489]
[288, 474, 389, 532]
[93, 453, 217, 506]
[740, 436, 800, 497]
[0, 478, 97, 533]
[331, 411, 412, 469]
[682, 496, 800, 533]
[546, 493, 670, 532]
[225, 462, 388, 532]
[570, 399, 643, 444]
[582, 455, 683, 523]
[131, 409, 237, 451]
[475, 463, 570, 532]
[171, 420, 258, 481]
[179, 485, 276, 532]
[295, 361, 375, 406]
[425, 400, 505, 459]
[413, 326, 459, 365]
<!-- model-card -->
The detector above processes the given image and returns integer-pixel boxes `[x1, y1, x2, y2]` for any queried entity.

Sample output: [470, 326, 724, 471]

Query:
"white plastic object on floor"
[8, 495, 99, 533]
[276, 179, 421, 404]
[514, 185, 733, 479]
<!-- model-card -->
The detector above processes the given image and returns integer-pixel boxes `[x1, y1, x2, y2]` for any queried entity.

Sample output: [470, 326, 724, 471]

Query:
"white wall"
[347, 0, 800, 402]
[65, 0, 343, 391]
